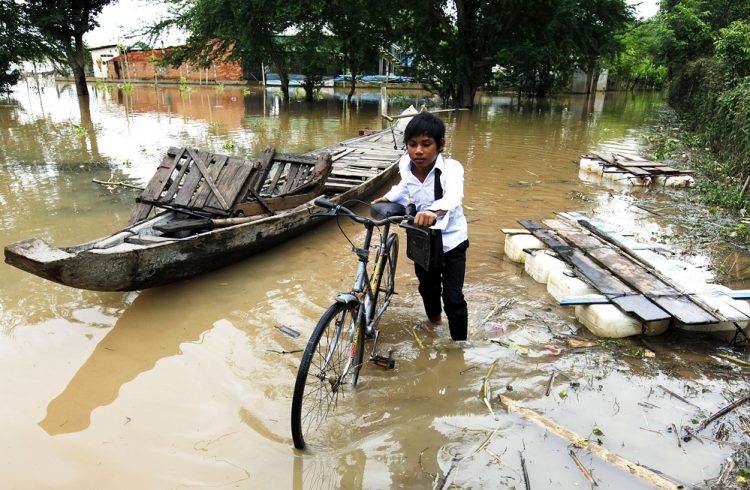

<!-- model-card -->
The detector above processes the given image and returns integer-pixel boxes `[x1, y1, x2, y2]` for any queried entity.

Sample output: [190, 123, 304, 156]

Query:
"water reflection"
[39, 281, 216, 435]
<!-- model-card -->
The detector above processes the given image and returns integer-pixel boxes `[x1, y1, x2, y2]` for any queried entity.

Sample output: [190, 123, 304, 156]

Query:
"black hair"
[403, 112, 446, 150]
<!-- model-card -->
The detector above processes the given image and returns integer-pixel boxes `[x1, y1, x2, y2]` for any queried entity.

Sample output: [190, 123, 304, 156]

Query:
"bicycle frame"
[322, 219, 395, 386]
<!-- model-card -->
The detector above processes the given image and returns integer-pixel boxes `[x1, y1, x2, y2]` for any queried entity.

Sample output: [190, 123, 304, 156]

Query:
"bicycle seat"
[371, 202, 406, 218]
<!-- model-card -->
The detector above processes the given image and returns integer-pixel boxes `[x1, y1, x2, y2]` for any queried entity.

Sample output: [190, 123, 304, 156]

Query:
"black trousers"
[414, 240, 469, 340]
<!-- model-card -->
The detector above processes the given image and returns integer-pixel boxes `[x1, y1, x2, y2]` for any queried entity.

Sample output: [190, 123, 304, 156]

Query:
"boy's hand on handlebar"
[414, 211, 438, 227]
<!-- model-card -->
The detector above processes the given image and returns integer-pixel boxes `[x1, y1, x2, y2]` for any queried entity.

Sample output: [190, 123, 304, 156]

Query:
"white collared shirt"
[384, 153, 468, 252]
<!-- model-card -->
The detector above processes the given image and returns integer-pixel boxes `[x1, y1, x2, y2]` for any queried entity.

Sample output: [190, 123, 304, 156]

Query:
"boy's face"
[406, 134, 444, 171]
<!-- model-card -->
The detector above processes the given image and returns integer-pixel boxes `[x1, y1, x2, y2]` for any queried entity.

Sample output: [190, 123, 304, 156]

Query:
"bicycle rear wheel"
[291, 301, 364, 450]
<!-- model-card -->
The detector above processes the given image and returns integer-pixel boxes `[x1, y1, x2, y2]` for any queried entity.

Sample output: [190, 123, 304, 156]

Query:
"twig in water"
[519, 451, 531, 490]
[569, 450, 597, 486]
[480, 304, 501, 327]
[265, 349, 303, 355]
[716, 353, 750, 367]
[658, 385, 700, 408]
[499, 395, 681, 489]
[485, 448, 505, 466]
[412, 326, 424, 349]
[640, 427, 662, 435]
[439, 457, 460, 490]
[92, 178, 145, 190]
[460, 365, 478, 375]
[697, 393, 750, 432]
[467, 428, 499, 459]
[671, 423, 682, 448]
[482, 360, 499, 420]
[545, 372, 555, 397]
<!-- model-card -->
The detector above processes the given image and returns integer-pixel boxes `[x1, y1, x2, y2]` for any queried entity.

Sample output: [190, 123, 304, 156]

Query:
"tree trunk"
[279, 71, 290, 103]
[456, 80, 477, 108]
[347, 75, 357, 103]
[64, 35, 89, 97]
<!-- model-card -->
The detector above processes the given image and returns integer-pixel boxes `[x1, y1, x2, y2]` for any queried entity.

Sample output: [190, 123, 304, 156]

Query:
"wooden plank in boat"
[128, 148, 186, 225]
[520, 220, 671, 322]
[550, 223, 718, 324]
[200, 156, 255, 212]
[324, 182, 358, 192]
[172, 151, 219, 207]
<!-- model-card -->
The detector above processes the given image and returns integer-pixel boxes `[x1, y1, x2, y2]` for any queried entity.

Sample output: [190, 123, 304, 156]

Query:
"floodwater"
[1, 80, 748, 489]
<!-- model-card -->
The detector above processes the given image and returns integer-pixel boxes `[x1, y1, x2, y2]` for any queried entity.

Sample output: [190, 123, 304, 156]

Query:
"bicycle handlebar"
[314, 197, 411, 226]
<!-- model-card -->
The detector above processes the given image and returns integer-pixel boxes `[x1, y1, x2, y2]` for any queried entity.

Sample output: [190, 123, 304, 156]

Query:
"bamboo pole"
[498, 395, 683, 489]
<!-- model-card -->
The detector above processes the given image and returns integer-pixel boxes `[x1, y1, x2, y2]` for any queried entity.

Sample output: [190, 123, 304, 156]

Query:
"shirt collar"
[403, 153, 446, 176]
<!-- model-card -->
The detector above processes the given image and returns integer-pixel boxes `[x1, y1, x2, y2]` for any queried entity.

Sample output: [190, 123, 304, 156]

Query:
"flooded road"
[1, 80, 747, 488]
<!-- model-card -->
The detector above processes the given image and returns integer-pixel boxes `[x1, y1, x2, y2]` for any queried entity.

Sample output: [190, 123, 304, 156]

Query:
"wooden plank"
[520, 220, 671, 322]
[188, 150, 224, 209]
[612, 162, 671, 168]
[571, 216, 749, 323]
[172, 152, 218, 206]
[202, 156, 254, 212]
[271, 152, 317, 165]
[265, 162, 287, 195]
[551, 223, 718, 324]
[185, 148, 229, 210]
[280, 162, 303, 194]
[128, 148, 185, 225]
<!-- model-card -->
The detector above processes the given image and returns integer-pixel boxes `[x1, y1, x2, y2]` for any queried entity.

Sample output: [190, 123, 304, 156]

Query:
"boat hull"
[5, 157, 398, 291]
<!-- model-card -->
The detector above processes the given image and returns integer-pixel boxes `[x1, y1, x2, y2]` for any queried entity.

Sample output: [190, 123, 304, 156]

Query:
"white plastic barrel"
[575, 304, 670, 338]
[504, 234, 546, 264]
[525, 250, 567, 284]
[655, 175, 696, 188]
[547, 268, 597, 302]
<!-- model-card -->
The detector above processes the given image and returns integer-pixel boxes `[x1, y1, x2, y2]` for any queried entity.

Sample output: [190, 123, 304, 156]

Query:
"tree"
[23, 0, 115, 97]
[398, 0, 632, 107]
[321, 0, 393, 102]
[0, 0, 65, 92]
[157, 0, 305, 102]
[606, 19, 668, 90]
[289, 23, 337, 102]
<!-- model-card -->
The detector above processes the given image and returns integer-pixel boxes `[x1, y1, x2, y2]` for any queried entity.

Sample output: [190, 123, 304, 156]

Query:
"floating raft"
[503, 212, 750, 338]
[579, 152, 695, 188]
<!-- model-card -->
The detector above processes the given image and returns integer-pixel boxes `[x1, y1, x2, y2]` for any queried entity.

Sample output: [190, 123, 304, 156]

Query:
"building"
[90, 45, 120, 79]
[105, 47, 243, 83]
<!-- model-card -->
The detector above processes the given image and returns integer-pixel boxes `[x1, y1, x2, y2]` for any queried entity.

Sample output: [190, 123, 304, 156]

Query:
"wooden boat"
[4, 109, 415, 291]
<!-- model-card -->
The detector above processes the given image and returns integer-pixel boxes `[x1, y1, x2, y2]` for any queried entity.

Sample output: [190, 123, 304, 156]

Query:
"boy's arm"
[428, 161, 464, 212]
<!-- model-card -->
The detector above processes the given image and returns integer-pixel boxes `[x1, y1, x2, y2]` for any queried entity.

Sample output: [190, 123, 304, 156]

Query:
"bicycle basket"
[402, 223, 444, 270]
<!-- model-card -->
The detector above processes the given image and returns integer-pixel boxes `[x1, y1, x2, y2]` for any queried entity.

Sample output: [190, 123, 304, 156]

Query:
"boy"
[372, 112, 469, 341]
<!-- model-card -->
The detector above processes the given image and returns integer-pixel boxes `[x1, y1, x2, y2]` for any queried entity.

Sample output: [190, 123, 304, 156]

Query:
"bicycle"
[290, 197, 409, 450]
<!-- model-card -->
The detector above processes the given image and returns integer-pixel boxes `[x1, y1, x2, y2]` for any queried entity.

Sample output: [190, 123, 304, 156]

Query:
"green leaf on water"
[592, 427, 604, 436]
[559, 389, 568, 399]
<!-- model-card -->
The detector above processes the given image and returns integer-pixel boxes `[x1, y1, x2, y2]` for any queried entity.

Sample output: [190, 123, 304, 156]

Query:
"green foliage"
[399, 0, 633, 105]
[23, 0, 116, 96]
[606, 19, 668, 90]
[656, 2, 712, 70]
[0, 0, 65, 92]
[715, 20, 750, 78]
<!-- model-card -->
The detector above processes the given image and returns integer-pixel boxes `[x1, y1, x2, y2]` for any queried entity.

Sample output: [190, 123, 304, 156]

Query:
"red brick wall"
[106, 48, 243, 82]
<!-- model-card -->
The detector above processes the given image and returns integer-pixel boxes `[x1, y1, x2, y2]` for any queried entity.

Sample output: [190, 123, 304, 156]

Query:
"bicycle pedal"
[371, 354, 395, 369]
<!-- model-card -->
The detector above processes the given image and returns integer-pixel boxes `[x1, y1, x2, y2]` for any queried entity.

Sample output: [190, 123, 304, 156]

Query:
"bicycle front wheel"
[291, 301, 363, 450]
[373, 233, 398, 314]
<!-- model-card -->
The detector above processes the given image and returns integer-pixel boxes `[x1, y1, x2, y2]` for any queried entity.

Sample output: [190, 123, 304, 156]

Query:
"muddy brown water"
[1, 80, 748, 488]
